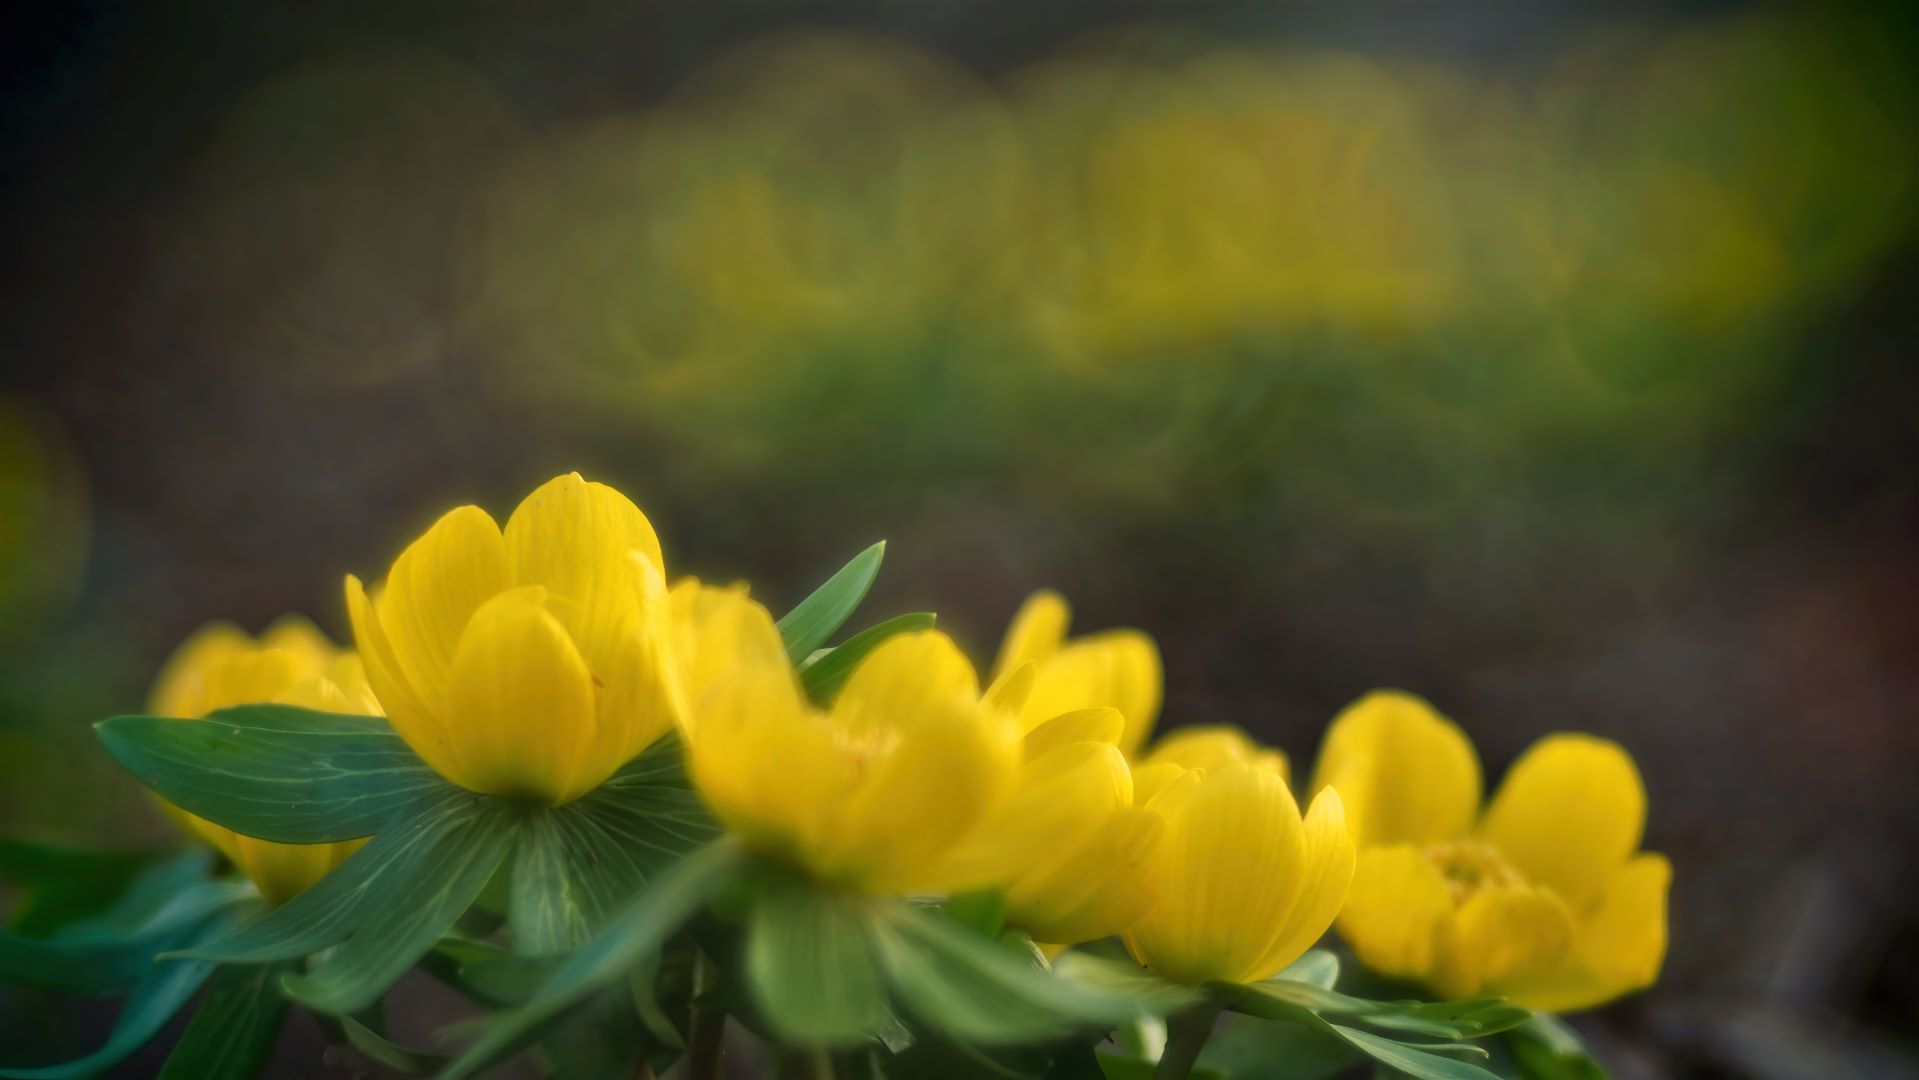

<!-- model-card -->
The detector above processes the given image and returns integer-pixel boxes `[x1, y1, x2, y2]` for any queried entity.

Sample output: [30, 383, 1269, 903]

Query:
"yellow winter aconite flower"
[940, 694, 1165, 948]
[148, 616, 379, 904]
[683, 592, 1021, 894]
[1123, 762, 1355, 986]
[1311, 690, 1671, 1012]
[345, 472, 683, 806]
[990, 590, 1162, 758]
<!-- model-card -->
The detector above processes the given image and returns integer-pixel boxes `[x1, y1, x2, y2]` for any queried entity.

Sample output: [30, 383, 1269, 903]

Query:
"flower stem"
[1154, 1001, 1223, 1080]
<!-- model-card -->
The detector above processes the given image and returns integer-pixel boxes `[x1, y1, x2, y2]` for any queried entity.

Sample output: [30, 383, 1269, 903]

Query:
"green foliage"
[746, 870, 892, 1045]
[1503, 1015, 1609, 1080]
[95, 707, 440, 844]
[776, 540, 888, 661]
[798, 611, 938, 705]
[156, 961, 295, 1080]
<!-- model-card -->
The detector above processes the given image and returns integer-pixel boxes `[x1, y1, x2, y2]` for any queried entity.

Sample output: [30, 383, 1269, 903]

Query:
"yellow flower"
[1140, 723, 1289, 782]
[1311, 690, 1670, 1012]
[989, 590, 1163, 758]
[683, 592, 1021, 894]
[1123, 763, 1354, 986]
[938, 699, 1165, 948]
[345, 473, 683, 806]
[147, 616, 378, 904]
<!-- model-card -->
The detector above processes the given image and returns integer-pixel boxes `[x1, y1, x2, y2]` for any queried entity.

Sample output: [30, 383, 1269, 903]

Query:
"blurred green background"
[3, 1, 1917, 1075]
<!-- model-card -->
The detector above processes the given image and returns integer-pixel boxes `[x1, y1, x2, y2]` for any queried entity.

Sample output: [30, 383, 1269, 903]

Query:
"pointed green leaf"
[1, 880, 253, 994]
[873, 902, 1135, 1045]
[747, 872, 891, 1045]
[0, 841, 162, 938]
[423, 936, 557, 1007]
[156, 961, 294, 1080]
[0, 912, 236, 1079]
[1051, 952, 1205, 1017]
[171, 789, 490, 964]
[797, 612, 937, 704]
[1275, 949, 1340, 990]
[96, 706, 445, 843]
[1505, 1015, 1608, 1080]
[442, 838, 750, 1079]
[338, 1017, 449, 1075]
[776, 541, 887, 662]
[509, 799, 654, 956]
[1326, 1026, 1502, 1080]
[280, 800, 518, 1014]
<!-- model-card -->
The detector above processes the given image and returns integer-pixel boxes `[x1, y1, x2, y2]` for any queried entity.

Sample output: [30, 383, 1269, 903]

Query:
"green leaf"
[0, 880, 252, 994]
[423, 936, 557, 1007]
[0, 840, 161, 938]
[170, 788, 492, 965]
[1208, 982, 1508, 1080]
[1275, 949, 1340, 991]
[96, 706, 445, 843]
[46, 850, 215, 945]
[1050, 952, 1205, 1017]
[0, 911, 236, 1079]
[1197, 1013, 1360, 1080]
[1504, 1015, 1608, 1080]
[509, 803, 649, 956]
[746, 872, 891, 1045]
[776, 541, 887, 662]
[797, 612, 936, 704]
[872, 902, 1135, 1045]
[575, 760, 721, 881]
[280, 799, 519, 1014]
[1327, 1026, 1502, 1080]
[156, 961, 294, 1080]
[442, 838, 750, 1079]
[338, 1017, 449, 1075]
[941, 889, 1006, 940]
[1095, 1053, 1227, 1080]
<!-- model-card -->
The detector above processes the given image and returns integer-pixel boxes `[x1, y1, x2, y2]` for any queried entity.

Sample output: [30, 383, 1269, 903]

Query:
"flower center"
[1422, 840, 1526, 906]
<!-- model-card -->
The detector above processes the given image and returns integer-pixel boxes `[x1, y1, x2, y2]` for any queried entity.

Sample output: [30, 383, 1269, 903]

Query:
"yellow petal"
[233, 835, 366, 906]
[1309, 690, 1480, 848]
[347, 574, 462, 782]
[1124, 763, 1307, 985]
[1131, 761, 1201, 808]
[147, 622, 251, 717]
[1477, 734, 1645, 906]
[1496, 853, 1671, 1012]
[257, 614, 336, 680]
[983, 660, 1036, 715]
[1335, 846, 1455, 982]
[374, 504, 510, 717]
[1023, 631, 1162, 756]
[504, 473, 665, 679]
[830, 630, 981, 739]
[1441, 884, 1575, 999]
[991, 590, 1070, 682]
[1010, 806, 1164, 947]
[586, 552, 683, 769]
[1021, 707, 1124, 758]
[823, 693, 1021, 893]
[1143, 725, 1289, 785]
[1244, 786, 1355, 981]
[670, 579, 787, 724]
[444, 586, 599, 803]
[940, 740, 1132, 889]
[686, 662, 844, 864]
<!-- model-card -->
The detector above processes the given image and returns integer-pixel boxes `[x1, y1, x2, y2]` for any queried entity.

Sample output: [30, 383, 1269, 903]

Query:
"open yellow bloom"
[345, 473, 682, 806]
[939, 696, 1166, 948]
[1123, 763, 1354, 986]
[1311, 690, 1671, 1012]
[148, 616, 379, 904]
[990, 590, 1162, 758]
[683, 593, 1021, 894]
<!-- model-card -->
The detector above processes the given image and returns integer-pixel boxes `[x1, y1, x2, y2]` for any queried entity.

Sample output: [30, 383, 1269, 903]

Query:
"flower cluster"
[22, 472, 1669, 1079]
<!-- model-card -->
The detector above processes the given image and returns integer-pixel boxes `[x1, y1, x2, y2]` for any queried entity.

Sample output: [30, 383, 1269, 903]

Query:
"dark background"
[2, 1, 1916, 1075]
